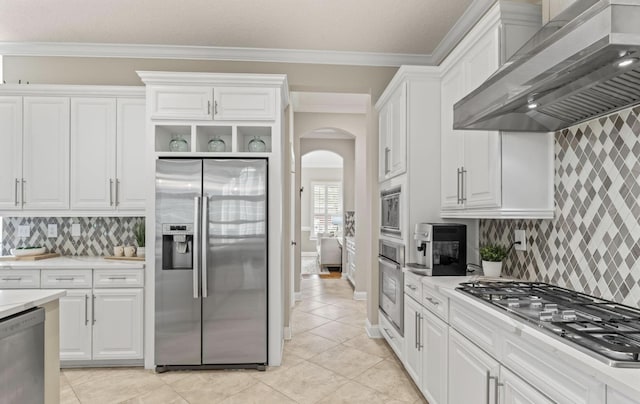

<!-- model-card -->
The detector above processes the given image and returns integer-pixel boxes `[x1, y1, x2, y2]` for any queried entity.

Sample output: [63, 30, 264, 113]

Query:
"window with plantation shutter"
[311, 182, 342, 237]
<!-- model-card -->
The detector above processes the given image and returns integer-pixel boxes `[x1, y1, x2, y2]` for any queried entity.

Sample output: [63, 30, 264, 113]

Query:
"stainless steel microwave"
[380, 186, 401, 236]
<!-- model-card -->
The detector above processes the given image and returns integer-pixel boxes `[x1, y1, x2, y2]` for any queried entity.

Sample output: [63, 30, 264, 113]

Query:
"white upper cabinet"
[0, 97, 22, 210]
[213, 87, 276, 121]
[149, 86, 213, 120]
[116, 98, 146, 210]
[440, 2, 553, 219]
[23, 97, 70, 210]
[71, 98, 117, 210]
[377, 81, 407, 182]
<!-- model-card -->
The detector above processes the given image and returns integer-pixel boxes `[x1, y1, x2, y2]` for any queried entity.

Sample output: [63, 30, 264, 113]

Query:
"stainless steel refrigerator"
[155, 158, 268, 371]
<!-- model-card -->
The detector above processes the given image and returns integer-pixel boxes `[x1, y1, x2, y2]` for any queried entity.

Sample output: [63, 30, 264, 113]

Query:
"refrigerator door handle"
[201, 196, 209, 298]
[193, 196, 201, 299]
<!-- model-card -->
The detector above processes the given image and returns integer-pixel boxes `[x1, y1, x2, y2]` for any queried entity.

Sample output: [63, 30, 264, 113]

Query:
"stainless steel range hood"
[454, 0, 640, 132]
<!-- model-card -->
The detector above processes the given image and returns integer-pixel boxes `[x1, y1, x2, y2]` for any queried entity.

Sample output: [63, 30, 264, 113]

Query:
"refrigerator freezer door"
[202, 159, 268, 365]
[155, 159, 203, 366]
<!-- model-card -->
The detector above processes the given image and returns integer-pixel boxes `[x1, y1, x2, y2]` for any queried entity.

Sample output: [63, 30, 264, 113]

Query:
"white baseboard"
[341, 272, 348, 280]
[366, 320, 382, 339]
[301, 252, 317, 257]
[283, 326, 292, 340]
[353, 291, 367, 301]
[294, 292, 302, 301]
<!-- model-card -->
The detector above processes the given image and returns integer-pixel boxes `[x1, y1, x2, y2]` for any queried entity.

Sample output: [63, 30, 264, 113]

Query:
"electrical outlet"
[47, 224, 58, 238]
[71, 223, 81, 237]
[17, 225, 30, 238]
[514, 229, 527, 251]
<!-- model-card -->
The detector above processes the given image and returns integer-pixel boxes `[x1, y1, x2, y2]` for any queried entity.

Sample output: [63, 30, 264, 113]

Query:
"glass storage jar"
[208, 136, 226, 152]
[169, 134, 188, 152]
[248, 136, 266, 152]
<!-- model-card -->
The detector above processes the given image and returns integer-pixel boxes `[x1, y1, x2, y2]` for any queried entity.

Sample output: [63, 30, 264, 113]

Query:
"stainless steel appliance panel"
[155, 159, 203, 366]
[0, 307, 44, 404]
[201, 159, 268, 364]
[380, 187, 401, 236]
[379, 256, 403, 335]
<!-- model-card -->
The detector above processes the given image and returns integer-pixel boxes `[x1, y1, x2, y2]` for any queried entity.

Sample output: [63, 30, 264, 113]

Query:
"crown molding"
[375, 65, 440, 110]
[0, 83, 144, 97]
[0, 42, 433, 68]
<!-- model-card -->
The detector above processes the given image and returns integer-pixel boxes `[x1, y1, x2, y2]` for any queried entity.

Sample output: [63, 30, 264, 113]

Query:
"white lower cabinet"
[421, 309, 448, 404]
[607, 387, 640, 404]
[449, 329, 500, 404]
[501, 367, 553, 404]
[92, 288, 143, 360]
[60, 289, 92, 361]
[404, 296, 422, 384]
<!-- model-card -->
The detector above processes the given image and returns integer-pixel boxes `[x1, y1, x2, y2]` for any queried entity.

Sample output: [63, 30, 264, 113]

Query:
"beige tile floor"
[61, 276, 426, 404]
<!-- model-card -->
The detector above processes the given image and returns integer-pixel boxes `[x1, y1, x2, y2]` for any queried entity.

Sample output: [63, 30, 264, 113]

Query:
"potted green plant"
[134, 221, 145, 258]
[479, 243, 508, 277]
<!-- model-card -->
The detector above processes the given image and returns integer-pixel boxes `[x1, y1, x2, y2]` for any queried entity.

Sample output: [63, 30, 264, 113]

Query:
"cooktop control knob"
[507, 298, 520, 308]
[530, 301, 543, 309]
[544, 304, 558, 313]
[561, 310, 577, 321]
[539, 310, 555, 321]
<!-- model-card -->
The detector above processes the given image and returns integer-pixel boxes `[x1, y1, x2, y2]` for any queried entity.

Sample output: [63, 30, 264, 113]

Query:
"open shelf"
[195, 126, 233, 152]
[155, 125, 192, 152]
[238, 126, 272, 153]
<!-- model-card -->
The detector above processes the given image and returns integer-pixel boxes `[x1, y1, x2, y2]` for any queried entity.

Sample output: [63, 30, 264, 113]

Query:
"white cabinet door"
[441, 64, 465, 209]
[23, 97, 70, 210]
[70, 98, 117, 210]
[0, 97, 22, 210]
[378, 102, 392, 181]
[149, 86, 213, 120]
[448, 329, 500, 404]
[501, 367, 553, 404]
[116, 98, 146, 210]
[388, 83, 407, 178]
[92, 288, 143, 360]
[59, 289, 92, 361]
[403, 296, 422, 387]
[607, 387, 640, 404]
[213, 87, 276, 121]
[422, 309, 448, 404]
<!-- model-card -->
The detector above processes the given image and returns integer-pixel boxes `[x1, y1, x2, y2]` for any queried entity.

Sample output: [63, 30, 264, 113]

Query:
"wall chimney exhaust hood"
[454, 0, 640, 132]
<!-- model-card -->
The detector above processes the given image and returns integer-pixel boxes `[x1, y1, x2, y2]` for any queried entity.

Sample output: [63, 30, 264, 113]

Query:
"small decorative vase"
[136, 247, 145, 258]
[482, 260, 503, 277]
[208, 136, 226, 152]
[248, 136, 266, 152]
[169, 134, 188, 152]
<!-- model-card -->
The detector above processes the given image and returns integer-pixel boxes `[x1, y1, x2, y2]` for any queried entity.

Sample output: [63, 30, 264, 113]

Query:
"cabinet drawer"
[379, 309, 404, 359]
[0, 269, 41, 288]
[93, 269, 144, 288]
[449, 299, 502, 357]
[404, 271, 423, 302]
[41, 269, 92, 288]
[608, 388, 640, 404]
[421, 282, 449, 321]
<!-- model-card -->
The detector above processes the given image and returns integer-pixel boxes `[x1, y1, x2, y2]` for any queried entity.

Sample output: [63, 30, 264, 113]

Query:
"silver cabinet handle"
[407, 284, 417, 291]
[461, 167, 467, 202]
[384, 147, 391, 174]
[55, 277, 75, 281]
[84, 294, 89, 326]
[383, 328, 394, 339]
[418, 313, 423, 350]
[486, 372, 501, 404]
[115, 179, 120, 206]
[456, 168, 461, 204]
[92, 295, 96, 325]
[201, 196, 209, 298]
[193, 196, 201, 299]
[413, 312, 420, 351]
[207, 100, 211, 115]
[108, 276, 127, 280]
[21, 179, 26, 205]
[109, 179, 114, 206]
[486, 371, 491, 404]
[14, 178, 19, 206]
[214, 100, 218, 115]
[2, 277, 22, 281]
[425, 296, 440, 306]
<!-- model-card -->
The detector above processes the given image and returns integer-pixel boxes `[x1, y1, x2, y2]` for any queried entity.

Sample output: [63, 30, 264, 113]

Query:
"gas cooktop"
[457, 281, 640, 368]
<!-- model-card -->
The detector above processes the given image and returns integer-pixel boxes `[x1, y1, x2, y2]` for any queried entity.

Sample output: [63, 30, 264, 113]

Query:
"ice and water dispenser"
[161, 224, 194, 269]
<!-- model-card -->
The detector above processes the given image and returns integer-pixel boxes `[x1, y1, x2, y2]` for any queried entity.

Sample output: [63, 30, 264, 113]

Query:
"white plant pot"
[136, 247, 145, 258]
[482, 260, 503, 277]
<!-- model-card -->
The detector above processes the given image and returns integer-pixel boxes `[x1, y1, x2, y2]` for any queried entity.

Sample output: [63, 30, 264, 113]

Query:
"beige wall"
[2, 56, 397, 99]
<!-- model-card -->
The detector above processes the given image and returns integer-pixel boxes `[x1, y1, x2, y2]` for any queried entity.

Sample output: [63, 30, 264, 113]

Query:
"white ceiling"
[301, 150, 344, 168]
[0, 0, 474, 56]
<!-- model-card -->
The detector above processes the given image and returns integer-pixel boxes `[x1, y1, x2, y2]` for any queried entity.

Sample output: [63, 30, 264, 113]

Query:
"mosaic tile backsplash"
[2, 217, 144, 256]
[480, 105, 640, 308]
[344, 211, 355, 237]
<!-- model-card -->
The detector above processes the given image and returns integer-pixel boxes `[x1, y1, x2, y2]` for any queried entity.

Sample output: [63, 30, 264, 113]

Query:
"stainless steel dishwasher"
[0, 307, 45, 404]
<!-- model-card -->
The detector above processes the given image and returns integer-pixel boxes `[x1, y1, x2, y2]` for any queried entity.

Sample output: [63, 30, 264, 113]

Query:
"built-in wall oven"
[378, 239, 404, 335]
[380, 186, 401, 237]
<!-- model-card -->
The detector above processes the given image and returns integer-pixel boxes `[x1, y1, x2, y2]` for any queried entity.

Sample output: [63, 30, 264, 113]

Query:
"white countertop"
[0, 256, 145, 270]
[417, 275, 640, 400]
[0, 289, 66, 320]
